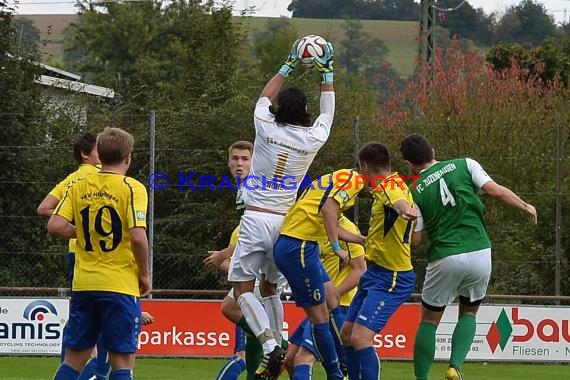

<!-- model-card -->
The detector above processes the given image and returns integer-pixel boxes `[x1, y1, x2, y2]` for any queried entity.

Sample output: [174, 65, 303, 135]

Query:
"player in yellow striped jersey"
[38, 132, 100, 260]
[36, 132, 112, 380]
[48, 128, 149, 380]
[274, 168, 366, 379]
[340, 142, 418, 380]
[283, 215, 366, 378]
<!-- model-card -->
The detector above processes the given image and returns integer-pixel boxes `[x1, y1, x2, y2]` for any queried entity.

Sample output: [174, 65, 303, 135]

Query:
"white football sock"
[263, 295, 284, 344]
[237, 292, 277, 354]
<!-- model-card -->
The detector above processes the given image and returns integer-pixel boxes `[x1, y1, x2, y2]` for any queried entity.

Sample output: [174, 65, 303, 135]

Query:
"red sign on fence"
[137, 300, 420, 358]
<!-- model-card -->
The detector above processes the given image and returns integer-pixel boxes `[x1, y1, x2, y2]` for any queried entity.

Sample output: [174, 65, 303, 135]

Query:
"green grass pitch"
[0, 356, 567, 379]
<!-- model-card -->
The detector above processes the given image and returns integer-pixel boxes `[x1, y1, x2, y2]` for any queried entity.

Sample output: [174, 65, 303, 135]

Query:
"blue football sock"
[311, 322, 343, 379]
[78, 357, 97, 380]
[109, 369, 133, 380]
[345, 346, 359, 380]
[95, 336, 110, 380]
[54, 363, 80, 380]
[292, 363, 313, 380]
[355, 346, 380, 380]
[329, 308, 347, 367]
[215, 355, 246, 380]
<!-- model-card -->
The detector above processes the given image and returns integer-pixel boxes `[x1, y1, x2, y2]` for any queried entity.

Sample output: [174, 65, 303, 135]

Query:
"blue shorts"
[345, 265, 415, 333]
[289, 306, 348, 360]
[274, 235, 331, 307]
[65, 291, 141, 353]
[234, 325, 246, 353]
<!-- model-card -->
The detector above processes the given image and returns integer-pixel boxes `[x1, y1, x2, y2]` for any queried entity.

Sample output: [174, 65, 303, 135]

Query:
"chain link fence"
[0, 109, 568, 301]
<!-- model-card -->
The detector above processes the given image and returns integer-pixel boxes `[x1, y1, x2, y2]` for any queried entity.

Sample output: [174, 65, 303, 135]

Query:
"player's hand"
[141, 311, 155, 325]
[525, 203, 538, 225]
[356, 234, 366, 246]
[334, 248, 350, 268]
[401, 207, 419, 221]
[138, 274, 151, 297]
[312, 42, 334, 84]
[203, 250, 226, 269]
[278, 39, 300, 78]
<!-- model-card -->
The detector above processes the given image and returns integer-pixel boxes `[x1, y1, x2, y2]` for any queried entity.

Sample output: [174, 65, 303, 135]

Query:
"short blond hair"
[97, 127, 134, 165]
[228, 141, 253, 155]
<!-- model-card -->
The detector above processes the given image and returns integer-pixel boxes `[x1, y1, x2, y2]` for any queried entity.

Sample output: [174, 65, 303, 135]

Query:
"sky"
[9, 0, 570, 24]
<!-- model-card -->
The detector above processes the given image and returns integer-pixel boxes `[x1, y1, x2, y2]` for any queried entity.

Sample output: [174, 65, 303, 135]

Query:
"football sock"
[109, 369, 133, 380]
[292, 364, 313, 380]
[245, 335, 263, 380]
[215, 355, 246, 380]
[414, 322, 437, 380]
[344, 346, 359, 380]
[95, 335, 110, 380]
[311, 322, 343, 379]
[329, 307, 347, 367]
[54, 363, 80, 380]
[263, 295, 284, 344]
[237, 292, 272, 345]
[77, 357, 97, 380]
[450, 314, 476, 370]
[355, 346, 379, 380]
[237, 316, 255, 336]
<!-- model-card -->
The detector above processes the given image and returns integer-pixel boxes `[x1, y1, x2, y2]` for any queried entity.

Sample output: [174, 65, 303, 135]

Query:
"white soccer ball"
[297, 35, 328, 68]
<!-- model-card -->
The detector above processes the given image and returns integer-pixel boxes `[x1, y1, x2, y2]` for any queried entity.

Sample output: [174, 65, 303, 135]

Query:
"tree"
[12, 17, 40, 56]
[252, 17, 299, 80]
[340, 19, 388, 75]
[495, 0, 557, 46]
[0, 1, 60, 286]
[63, 1, 247, 110]
[339, 18, 402, 101]
[288, 0, 419, 21]
[487, 39, 570, 86]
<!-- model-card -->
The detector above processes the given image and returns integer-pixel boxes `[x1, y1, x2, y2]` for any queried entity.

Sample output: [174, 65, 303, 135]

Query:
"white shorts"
[228, 210, 284, 284]
[422, 248, 492, 308]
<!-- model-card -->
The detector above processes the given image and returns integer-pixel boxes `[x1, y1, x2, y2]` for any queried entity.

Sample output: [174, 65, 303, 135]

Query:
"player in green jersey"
[400, 133, 537, 380]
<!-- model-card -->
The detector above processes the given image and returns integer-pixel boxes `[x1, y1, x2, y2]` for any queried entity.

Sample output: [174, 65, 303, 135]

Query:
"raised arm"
[260, 74, 286, 102]
[260, 40, 300, 101]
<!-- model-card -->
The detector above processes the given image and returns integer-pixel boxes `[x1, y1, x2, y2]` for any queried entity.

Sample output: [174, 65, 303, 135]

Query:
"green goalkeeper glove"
[278, 39, 300, 78]
[312, 42, 334, 84]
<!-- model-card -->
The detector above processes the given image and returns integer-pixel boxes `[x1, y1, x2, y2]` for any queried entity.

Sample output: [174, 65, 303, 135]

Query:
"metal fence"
[0, 111, 568, 299]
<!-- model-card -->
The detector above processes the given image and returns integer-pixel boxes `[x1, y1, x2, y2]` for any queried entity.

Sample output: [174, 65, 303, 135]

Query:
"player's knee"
[259, 279, 277, 297]
[294, 347, 316, 367]
[221, 297, 241, 323]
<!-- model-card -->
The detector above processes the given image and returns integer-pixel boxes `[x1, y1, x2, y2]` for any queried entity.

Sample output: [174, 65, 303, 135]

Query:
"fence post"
[148, 111, 156, 298]
[555, 123, 563, 297]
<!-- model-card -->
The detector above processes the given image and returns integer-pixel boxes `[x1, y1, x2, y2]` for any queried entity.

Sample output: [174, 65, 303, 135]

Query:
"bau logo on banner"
[0, 300, 62, 340]
[486, 307, 570, 354]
